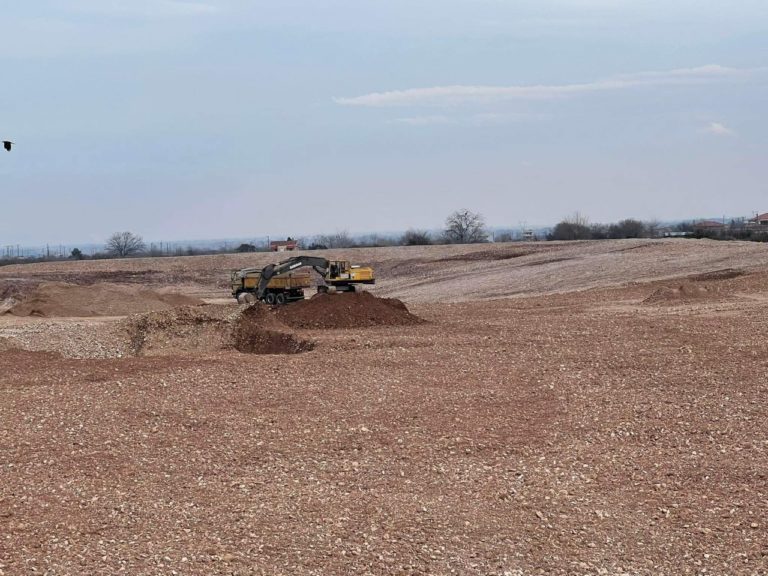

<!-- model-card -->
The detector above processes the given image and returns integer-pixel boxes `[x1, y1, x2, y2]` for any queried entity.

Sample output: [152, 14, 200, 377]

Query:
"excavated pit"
[125, 304, 313, 356]
[273, 291, 422, 329]
[232, 305, 314, 354]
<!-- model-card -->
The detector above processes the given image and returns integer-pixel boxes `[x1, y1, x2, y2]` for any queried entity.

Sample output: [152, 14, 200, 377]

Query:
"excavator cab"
[328, 260, 349, 279]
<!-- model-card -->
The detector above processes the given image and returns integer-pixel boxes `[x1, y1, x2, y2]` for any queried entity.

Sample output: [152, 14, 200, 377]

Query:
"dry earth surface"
[1, 239, 767, 575]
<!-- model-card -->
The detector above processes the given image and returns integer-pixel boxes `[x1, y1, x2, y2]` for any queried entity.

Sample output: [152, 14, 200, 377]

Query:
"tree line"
[3, 208, 764, 266]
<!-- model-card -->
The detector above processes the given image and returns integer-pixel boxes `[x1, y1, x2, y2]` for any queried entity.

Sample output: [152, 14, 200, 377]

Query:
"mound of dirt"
[6, 282, 204, 318]
[688, 268, 746, 282]
[273, 291, 422, 329]
[125, 304, 313, 356]
[643, 283, 721, 305]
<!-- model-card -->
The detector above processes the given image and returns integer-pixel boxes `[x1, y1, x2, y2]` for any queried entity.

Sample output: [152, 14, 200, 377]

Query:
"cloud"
[391, 112, 548, 127]
[704, 122, 735, 136]
[335, 65, 750, 107]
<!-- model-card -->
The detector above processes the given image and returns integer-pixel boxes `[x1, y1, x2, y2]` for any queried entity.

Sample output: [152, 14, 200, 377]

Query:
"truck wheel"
[265, 293, 276, 305]
[275, 292, 287, 305]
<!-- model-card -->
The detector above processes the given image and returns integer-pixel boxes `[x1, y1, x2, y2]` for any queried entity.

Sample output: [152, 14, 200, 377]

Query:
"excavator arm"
[255, 256, 330, 300]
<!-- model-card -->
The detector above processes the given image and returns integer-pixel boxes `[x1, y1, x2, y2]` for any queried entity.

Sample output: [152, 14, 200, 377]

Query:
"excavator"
[231, 255, 375, 305]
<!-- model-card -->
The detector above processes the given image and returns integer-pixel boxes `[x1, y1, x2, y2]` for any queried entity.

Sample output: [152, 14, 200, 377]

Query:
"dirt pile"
[125, 304, 312, 356]
[6, 282, 203, 318]
[232, 306, 314, 354]
[274, 291, 422, 329]
[643, 283, 722, 305]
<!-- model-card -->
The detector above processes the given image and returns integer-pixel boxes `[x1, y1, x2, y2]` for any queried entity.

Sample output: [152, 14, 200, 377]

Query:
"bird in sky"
[3, 141, 13, 152]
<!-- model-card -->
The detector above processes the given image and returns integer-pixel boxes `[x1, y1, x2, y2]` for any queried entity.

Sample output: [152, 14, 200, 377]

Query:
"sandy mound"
[643, 283, 722, 305]
[6, 282, 203, 318]
[273, 291, 422, 329]
[125, 304, 313, 356]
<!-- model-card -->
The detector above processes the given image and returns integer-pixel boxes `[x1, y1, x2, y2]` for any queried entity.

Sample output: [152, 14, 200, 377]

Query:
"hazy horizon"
[2, 1, 767, 245]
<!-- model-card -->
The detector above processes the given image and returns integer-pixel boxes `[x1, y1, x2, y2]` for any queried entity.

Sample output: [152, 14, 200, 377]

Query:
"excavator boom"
[256, 256, 330, 300]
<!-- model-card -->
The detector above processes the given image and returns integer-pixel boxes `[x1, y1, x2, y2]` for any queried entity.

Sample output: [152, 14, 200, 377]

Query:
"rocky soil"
[1, 239, 767, 575]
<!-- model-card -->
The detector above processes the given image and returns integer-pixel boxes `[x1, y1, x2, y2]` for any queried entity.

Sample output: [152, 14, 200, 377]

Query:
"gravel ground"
[1, 240, 767, 575]
[0, 318, 127, 359]
[3, 238, 768, 303]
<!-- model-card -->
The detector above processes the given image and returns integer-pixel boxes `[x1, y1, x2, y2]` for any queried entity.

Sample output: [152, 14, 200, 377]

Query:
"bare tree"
[608, 218, 646, 239]
[550, 212, 593, 241]
[401, 229, 432, 246]
[315, 230, 356, 249]
[645, 219, 661, 238]
[443, 209, 488, 244]
[356, 234, 398, 248]
[106, 231, 146, 258]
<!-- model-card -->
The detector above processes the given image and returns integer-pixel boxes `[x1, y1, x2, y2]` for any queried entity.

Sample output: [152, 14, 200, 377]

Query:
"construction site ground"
[1, 239, 767, 575]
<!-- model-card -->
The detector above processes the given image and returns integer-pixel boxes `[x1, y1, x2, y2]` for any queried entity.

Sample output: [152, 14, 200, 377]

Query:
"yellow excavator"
[231, 256, 375, 304]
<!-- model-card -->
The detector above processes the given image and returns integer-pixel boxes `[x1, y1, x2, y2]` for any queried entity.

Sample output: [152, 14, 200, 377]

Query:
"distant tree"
[69, 248, 84, 260]
[589, 224, 609, 240]
[307, 242, 328, 250]
[315, 231, 356, 249]
[401, 229, 432, 246]
[356, 234, 398, 248]
[608, 218, 646, 239]
[444, 209, 488, 244]
[105, 231, 146, 258]
[493, 230, 514, 243]
[645, 219, 661, 238]
[550, 221, 592, 240]
[236, 243, 257, 253]
[550, 213, 593, 241]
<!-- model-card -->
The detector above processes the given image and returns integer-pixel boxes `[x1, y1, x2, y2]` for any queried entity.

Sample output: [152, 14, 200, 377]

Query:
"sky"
[1, 0, 767, 245]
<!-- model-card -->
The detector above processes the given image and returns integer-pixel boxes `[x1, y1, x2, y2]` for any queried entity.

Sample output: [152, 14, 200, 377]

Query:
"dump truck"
[231, 256, 375, 304]
[231, 268, 311, 305]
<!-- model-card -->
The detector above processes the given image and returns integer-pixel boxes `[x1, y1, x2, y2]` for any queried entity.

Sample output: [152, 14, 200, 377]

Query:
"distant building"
[270, 237, 298, 252]
[693, 220, 725, 231]
[754, 213, 768, 226]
